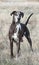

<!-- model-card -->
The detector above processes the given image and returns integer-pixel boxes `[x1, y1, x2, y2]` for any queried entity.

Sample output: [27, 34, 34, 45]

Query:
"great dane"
[9, 11, 33, 58]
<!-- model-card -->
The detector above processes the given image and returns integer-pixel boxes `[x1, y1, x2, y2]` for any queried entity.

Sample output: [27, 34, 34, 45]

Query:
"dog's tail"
[25, 13, 33, 25]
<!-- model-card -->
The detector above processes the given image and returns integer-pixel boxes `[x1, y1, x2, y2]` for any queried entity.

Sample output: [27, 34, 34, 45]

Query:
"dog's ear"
[10, 11, 16, 16]
[20, 12, 24, 18]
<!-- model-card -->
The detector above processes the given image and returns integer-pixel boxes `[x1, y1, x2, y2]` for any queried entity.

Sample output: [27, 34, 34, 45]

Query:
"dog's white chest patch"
[12, 24, 21, 42]
[16, 24, 21, 32]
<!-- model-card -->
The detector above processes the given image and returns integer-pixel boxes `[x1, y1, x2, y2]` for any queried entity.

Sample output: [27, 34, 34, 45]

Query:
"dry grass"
[0, 0, 39, 2]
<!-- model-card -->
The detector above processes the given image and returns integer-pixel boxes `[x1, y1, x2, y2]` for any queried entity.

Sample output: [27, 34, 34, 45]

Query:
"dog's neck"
[16, 21, 20, 25]
[12, 20, 20, 25]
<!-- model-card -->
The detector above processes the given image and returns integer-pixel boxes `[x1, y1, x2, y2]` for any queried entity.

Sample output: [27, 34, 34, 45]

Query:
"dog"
[9, 11, 33, 58]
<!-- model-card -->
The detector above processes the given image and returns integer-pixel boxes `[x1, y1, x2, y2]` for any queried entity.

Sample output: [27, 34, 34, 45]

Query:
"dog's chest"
[12, 24, 21, 42]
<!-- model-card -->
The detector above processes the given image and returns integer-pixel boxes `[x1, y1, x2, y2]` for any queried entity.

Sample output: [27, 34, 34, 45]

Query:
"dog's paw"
[11, 54, 15, 58]
[14, 55, 19, 60]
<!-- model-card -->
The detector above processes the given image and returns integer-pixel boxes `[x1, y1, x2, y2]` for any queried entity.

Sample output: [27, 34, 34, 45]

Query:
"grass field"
[0, 0, 39, 2]
[0, 2, 39, 65]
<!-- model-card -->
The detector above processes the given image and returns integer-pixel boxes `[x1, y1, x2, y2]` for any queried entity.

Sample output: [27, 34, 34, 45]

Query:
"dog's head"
[10, 11, 24, 23]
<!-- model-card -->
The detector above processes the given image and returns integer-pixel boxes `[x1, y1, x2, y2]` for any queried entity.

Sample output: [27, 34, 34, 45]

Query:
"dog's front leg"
[10, 40, 14, 58]
[16, 41, 20, 57]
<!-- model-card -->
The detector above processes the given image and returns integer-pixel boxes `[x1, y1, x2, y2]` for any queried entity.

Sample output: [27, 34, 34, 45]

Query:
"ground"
[0, 2, 39, 65]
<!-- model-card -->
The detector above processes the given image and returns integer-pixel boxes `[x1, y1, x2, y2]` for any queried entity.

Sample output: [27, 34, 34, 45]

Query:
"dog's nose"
[18, 18, 20, 20]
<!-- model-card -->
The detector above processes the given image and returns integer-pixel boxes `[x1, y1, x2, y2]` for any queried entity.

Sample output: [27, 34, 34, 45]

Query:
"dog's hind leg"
[27, 36, 33, 51]
[25, 33, 33, 51]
